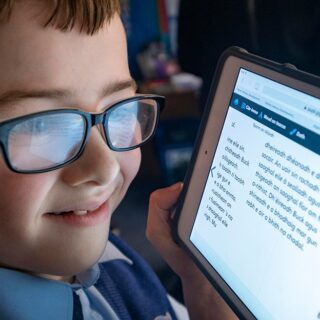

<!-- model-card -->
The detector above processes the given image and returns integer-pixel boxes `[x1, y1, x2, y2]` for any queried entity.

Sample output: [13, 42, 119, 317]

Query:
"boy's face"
[0, 2, 140, 280]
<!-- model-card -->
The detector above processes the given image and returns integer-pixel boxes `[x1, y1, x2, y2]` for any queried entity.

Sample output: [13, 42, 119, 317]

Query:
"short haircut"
[0, 0, 121, 34]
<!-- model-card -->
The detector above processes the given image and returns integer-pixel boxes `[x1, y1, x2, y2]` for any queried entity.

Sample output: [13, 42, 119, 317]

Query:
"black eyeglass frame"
[0, 94, 165, 174]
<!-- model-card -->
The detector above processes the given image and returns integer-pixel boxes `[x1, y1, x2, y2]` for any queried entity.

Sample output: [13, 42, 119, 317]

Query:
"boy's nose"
[61, 126, 120, 187]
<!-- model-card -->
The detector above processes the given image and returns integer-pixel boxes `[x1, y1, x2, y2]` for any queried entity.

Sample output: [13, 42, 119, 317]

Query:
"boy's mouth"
[47, 201, 105, 216]
[45, 202, 110, 227]
[49, 210, 90, 216]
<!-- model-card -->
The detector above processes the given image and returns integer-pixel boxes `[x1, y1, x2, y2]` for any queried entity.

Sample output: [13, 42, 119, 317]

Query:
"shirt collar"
[0, 239, 133, 318]
[0, 267, 73, 320]
[74, 240, 133, 289]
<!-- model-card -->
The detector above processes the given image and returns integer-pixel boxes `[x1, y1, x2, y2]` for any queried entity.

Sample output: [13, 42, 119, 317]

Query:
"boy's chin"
[32, 253, 103, 282]
[27, 236, 109, 282]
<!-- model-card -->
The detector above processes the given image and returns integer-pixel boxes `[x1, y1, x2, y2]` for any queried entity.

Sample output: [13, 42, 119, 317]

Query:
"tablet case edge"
[171, 46, 320, 320]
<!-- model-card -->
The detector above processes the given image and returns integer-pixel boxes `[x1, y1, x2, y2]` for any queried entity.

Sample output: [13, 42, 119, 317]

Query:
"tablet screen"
[190, 68, 320, 319]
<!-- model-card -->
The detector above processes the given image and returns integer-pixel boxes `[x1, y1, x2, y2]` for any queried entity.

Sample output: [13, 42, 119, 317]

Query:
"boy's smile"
[0, 2, 140, 280]
[45, 192, 110, 227]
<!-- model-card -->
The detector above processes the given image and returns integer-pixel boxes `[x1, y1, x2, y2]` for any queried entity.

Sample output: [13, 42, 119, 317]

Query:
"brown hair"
[0, 0, 121, 34]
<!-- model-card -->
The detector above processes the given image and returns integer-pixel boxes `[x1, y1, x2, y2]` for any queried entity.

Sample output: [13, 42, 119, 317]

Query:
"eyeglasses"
[0, 95, 165, 173]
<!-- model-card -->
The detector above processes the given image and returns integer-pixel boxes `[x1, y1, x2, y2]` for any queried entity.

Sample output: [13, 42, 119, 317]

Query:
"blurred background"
[112, 0, 320, 302]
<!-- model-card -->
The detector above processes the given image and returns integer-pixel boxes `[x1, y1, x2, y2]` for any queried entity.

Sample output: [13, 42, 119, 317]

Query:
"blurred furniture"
[139, 81, 201, 184]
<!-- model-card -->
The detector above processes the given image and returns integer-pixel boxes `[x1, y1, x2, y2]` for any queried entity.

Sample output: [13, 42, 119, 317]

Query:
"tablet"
[174, 47, 320, 320]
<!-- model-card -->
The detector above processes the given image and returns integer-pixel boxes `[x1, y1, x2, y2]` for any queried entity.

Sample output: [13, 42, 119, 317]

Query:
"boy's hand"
[147, 183, 237, 320]
[147, 182, 200, 278]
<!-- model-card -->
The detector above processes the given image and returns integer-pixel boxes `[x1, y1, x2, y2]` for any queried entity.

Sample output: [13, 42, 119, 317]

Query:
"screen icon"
[210, 166, 216, 178]
[289, 128, 297, 136]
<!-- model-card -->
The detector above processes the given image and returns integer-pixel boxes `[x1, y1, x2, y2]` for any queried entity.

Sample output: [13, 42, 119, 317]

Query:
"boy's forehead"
[0, 0, 52, 27]
[0, 3, 128, 103]
[0, 0, 120, 57]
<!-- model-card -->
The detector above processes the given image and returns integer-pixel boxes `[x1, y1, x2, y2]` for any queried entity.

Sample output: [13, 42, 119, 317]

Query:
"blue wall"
[122, 0, 161, 79]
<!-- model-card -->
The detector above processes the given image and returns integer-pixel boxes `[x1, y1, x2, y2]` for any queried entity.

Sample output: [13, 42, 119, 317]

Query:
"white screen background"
[190, 84, 320, 319]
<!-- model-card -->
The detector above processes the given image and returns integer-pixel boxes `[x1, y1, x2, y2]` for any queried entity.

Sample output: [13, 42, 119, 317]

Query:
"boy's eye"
[33, 118, 46, 132]
[16, 118, 47, 134]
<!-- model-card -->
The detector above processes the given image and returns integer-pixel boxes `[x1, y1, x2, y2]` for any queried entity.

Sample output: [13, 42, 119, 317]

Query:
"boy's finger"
[149, 182, 183, 214]
[147, 182, 182, 241]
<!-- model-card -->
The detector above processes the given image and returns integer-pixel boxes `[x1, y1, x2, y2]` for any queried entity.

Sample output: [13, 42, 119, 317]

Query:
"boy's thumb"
[149, 182, 183, 213]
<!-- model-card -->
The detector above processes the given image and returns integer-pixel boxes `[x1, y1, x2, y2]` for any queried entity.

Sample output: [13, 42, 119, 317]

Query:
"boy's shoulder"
[96, 233, 179, 320]
[0, 234, 184, 320]
[0, 266, 73, 319]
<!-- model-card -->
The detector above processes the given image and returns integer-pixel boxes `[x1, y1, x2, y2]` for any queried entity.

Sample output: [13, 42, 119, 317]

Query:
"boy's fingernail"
[168, 182, 183, 191]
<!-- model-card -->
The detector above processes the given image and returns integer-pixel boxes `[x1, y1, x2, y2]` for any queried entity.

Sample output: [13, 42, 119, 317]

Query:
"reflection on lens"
[8, 113, 86, 171]
[137, 101, 156, 141]
[107, 99, 157, 149]
[108, 108, 138, 148]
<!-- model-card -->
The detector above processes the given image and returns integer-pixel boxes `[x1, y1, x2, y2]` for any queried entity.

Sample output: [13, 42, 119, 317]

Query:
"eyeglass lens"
[8, 113, 85, 171]
[106, 99, 157, 149]
[6, 98, 158, 171]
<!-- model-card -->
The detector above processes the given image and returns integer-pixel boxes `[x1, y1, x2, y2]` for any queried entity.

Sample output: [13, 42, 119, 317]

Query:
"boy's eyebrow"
[0, 79, 138, 104]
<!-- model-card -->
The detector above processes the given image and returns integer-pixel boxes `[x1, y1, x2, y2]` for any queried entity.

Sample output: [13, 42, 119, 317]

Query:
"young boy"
[0, 1, 236, 319]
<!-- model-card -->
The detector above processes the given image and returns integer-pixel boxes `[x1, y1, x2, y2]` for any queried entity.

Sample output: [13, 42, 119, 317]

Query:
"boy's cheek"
[0, 148, 141, 208]
[0, 165, 52, 215]
[112, 149, 141, 208]
[0, 167, 52, 254]
[119, 148, 141, 182]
